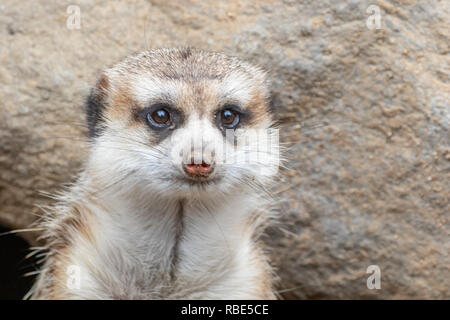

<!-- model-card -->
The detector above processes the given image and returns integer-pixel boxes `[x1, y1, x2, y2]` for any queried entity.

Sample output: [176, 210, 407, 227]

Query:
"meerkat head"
[85, 48, 279, 199]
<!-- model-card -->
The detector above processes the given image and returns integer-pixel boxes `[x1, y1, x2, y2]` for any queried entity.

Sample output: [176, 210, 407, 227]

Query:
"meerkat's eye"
[220, 108, 240, 129]
[147, 107, 171, 127]
[152, 109, 170, 124]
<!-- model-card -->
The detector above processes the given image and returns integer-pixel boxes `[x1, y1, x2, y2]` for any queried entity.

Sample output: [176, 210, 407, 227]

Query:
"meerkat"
[29, 48, 280, 299]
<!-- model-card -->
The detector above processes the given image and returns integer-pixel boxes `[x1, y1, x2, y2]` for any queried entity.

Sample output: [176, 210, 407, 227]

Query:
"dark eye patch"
[134, 103, 184, 142]
[215, 104, 251, 135]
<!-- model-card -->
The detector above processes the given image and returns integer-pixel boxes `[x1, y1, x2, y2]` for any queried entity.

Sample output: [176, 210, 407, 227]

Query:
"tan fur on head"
[30, 48, 280, 300]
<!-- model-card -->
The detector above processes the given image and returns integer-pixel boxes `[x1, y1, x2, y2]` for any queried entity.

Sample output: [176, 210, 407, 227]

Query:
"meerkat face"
[86, 48, 279, 199]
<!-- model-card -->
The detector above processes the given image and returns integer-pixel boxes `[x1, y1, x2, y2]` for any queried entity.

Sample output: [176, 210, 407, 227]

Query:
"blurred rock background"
[0, 0, 448, 299]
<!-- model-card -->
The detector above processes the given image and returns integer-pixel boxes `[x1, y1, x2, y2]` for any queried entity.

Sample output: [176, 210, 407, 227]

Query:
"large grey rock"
[0, 0, 448, 298]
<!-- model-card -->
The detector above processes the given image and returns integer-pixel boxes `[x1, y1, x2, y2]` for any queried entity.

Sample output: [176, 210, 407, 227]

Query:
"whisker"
[88, 170, 139, 198]
[0, 228, 45, 237]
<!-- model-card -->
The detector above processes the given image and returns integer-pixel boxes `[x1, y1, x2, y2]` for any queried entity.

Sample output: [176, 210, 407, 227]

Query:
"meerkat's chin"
[177, 176, 222, 189]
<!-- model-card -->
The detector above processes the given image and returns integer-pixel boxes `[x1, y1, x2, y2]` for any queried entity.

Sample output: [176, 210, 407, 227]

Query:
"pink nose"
[183, 161, 214, 177]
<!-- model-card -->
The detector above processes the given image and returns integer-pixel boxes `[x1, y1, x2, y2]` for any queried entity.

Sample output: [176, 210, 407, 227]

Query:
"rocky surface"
[0, 0, 448, 298]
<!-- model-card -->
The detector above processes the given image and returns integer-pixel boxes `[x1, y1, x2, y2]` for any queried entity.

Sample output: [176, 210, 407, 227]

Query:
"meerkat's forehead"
[105, 49, 269, 103]
[108, 48, 267, 82]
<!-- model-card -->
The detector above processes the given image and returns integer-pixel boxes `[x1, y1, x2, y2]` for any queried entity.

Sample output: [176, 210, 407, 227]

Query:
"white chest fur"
[60, 187, 271, 299]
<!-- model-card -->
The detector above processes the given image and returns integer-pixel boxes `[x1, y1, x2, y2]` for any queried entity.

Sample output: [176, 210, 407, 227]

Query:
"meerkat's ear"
[86, 74, 109, 139]
[269, 90, 281, 115]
